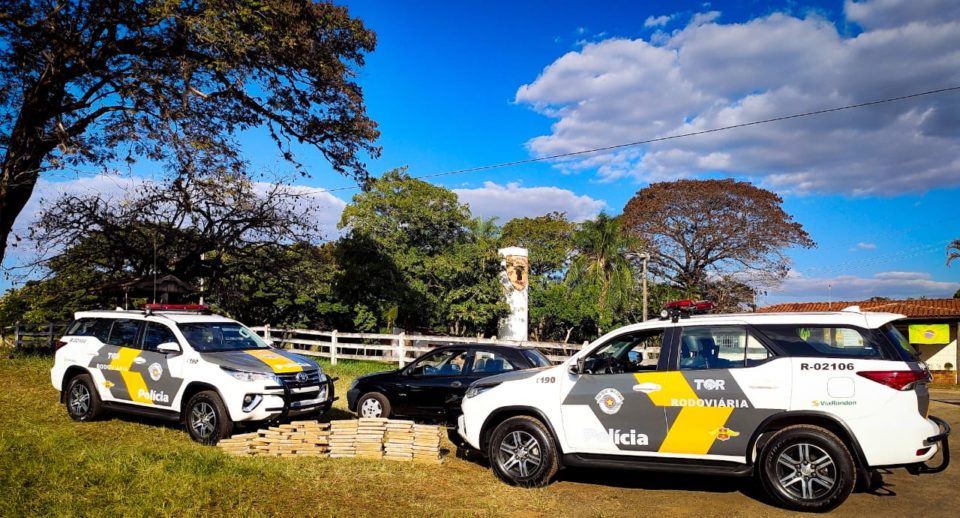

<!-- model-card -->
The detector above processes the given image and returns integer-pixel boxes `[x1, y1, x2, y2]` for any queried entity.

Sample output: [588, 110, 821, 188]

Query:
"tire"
[185, 390, 233, 445]
[759, 425, 856, 512]
[356, 392, 391, 419]
[487, 416, 559, 487]
[65, 373, 103, 421]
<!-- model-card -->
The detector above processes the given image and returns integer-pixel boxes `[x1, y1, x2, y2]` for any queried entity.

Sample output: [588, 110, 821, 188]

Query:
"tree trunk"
[0, 153, 45, 267]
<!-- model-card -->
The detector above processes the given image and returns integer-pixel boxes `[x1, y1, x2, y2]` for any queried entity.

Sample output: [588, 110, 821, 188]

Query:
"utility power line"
[315, 84, 960, 194]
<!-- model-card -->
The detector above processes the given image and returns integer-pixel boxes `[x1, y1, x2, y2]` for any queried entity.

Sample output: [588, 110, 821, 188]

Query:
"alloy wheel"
[190, 401, 217, 439]
[69, 383, 90, 416]
[360, 398, 383, 418]
[496, 430, 543, 478]
[775, 442, 837, 500]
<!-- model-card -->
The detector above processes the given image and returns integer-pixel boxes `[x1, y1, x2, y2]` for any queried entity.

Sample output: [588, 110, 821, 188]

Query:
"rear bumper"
[905, 415, 950, 474]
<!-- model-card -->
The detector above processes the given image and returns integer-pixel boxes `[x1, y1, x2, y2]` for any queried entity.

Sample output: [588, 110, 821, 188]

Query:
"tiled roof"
[758, 298, 960, 318]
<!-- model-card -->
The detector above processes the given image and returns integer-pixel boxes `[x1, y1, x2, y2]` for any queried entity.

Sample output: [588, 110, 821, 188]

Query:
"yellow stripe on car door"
[634, 371, 733, 455]
[110, 347, 153, 405]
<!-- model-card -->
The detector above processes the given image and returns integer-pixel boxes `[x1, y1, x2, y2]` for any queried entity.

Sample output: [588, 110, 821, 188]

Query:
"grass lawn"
[0, 353, 560, 517]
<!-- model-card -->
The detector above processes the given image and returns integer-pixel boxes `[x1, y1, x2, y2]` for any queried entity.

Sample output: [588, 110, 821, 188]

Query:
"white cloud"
[453, 182, 605, 223]
[515, 0, 960, 195]
[854, 242, 877, 250]
[770, 270, 960, 301]
[644, 15, 672, 28]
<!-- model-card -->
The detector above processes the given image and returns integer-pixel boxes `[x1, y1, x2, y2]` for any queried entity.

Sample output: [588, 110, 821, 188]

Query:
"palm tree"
[566, 213, 642, 334]
[948, 239, 960, 267]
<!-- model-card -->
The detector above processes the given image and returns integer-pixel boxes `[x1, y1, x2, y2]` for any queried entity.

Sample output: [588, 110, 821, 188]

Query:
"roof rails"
[142, 304, 212, 315]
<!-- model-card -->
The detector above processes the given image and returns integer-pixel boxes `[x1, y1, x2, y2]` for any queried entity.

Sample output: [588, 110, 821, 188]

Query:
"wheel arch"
[748, 411, 869, 471]
[179, 382, 228, 422]
[59, 366, 93, 403]
[479, 406, 564, 455]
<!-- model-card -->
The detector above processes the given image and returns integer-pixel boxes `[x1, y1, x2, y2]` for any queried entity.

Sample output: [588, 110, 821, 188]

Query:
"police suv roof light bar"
[142, 303, 212, 315]
[659, 299, 716, 323]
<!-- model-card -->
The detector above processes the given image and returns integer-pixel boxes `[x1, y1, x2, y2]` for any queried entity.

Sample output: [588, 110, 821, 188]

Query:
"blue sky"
[5, 0, 960, 303]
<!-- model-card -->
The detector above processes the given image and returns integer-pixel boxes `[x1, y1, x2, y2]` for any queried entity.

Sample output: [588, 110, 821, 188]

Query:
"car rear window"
[755, 325, 889, 359]
[880, 324, 919, 361]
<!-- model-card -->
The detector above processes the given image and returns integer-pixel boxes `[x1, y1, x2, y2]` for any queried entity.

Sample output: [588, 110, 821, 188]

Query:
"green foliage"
[336, 169, 505, 335]
[500, 212, 576, 277]
[566, 213, 643, 334]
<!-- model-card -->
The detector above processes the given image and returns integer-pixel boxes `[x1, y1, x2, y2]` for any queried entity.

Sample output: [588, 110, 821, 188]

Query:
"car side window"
[678, 326, 773, 370]
[471, 350, 515, 374]
[67, 318, 112, 343]
[583, 329, 665, 374]
[410, 349, 469, 376]
[142, 322, 179, 352]
[107, 319, 141, 347]
[756, 325, 884, 359]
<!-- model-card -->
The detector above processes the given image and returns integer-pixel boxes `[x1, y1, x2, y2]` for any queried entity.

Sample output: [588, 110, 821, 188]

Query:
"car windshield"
[177, 322, 269, 352]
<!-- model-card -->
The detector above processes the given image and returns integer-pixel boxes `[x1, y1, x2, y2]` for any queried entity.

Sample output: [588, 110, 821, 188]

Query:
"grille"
[276, 369, 323, 404]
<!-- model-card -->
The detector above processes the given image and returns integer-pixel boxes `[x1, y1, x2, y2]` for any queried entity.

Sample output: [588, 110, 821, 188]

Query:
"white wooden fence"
[249, 326, 587, 367]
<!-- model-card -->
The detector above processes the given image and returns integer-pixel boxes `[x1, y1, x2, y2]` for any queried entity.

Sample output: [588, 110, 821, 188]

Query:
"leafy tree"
[621, 179, 815, 299]
[566, 213, 641, 335]
[0, 0, 380, 265]
[215, 242, 348, 328]
[30, 172, 319, 287]
[337, 169, 505, 334]
[500, 212, 576, 277]
[947, 239, 960, 267]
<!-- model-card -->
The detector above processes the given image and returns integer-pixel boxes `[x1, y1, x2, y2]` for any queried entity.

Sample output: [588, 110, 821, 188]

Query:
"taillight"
[54, 340, 68, 351]
[857, 370, 930, 391]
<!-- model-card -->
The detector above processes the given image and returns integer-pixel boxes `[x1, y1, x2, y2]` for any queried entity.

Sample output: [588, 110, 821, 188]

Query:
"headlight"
[221, 366, 279, 384]
[465, 383, 500, 399]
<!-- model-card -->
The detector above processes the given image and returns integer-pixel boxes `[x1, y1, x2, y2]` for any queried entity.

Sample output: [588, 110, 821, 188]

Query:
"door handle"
[451, 381, 462, 388]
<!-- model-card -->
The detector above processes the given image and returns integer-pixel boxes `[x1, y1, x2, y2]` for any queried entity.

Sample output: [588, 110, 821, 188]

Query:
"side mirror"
[569, 357, 585, 375]
[157, 342, 182, 354]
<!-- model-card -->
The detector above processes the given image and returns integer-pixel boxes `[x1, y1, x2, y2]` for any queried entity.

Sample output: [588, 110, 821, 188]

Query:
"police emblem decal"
[148, 363, 163, 381]
[595, 388, 625, 415]
[709, 427, 740, 441]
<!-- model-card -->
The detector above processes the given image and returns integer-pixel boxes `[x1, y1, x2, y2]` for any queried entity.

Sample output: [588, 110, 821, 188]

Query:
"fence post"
[48, 323, 55, 351]
[264, 324, 272, 344]
[330, 330, 338, 366]
[14, 321, 21, 351]
[397, 332, 406, 368]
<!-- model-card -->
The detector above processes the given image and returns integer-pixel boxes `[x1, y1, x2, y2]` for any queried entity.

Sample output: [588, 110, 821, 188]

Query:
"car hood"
[471, 365, 552, 386]
[200, 348, 317, 374]
[355, 369, 401, 383]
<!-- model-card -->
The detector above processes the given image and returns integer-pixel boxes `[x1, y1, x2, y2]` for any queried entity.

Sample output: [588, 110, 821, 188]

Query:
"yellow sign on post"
[908, 324, 950, 345]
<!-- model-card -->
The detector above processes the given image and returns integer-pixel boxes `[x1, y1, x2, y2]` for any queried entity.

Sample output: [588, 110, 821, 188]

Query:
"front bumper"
[906, 415, 951, 474]
[240, 374, 338, 422]
[347, 387, 360, 413]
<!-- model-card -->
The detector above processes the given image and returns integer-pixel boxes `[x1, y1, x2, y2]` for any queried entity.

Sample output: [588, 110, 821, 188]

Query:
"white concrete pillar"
[498, 247, 529, 341]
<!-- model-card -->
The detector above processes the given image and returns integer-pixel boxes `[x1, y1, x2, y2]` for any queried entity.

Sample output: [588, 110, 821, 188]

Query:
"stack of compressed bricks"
[355, 418, 387, 459]
[217, 419, 442, 463]
[412, 424, 443, 464]
[217, 421, 331, 457]
[383, 420, 415, 461]
[329, 419, 358, 458]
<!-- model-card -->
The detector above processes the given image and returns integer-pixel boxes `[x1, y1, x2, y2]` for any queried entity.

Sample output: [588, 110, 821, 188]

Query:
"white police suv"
[51, 304, 334, 444]
[457, 304, 950, 512]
